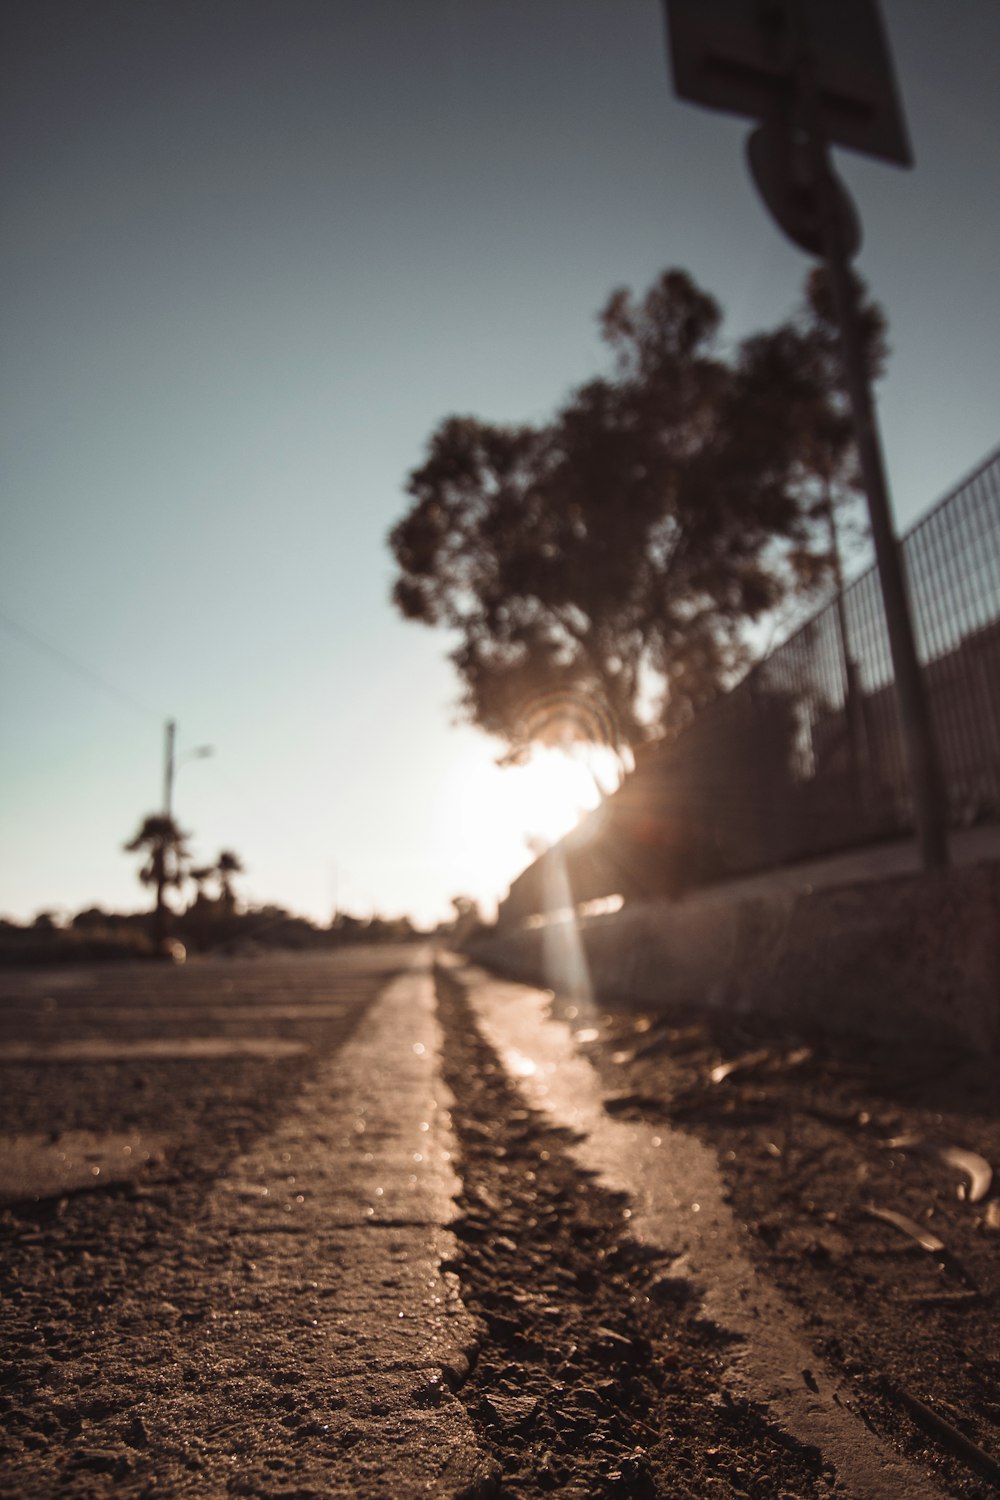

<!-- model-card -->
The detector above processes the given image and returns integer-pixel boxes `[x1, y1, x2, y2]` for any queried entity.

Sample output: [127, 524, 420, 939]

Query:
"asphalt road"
[0, 947, 490, 1498]
[0, 948, 401, 1198]
[1, 947, 995, 1498]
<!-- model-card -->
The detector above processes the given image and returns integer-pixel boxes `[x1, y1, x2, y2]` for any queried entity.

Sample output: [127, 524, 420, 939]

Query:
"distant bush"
[0, 918, 155, 966]
[0, 901, 426, 966]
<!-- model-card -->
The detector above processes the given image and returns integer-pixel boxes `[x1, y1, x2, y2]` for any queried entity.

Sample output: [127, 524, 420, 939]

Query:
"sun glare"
[506, 746, 605, 848]
[433, 736, 622, 921]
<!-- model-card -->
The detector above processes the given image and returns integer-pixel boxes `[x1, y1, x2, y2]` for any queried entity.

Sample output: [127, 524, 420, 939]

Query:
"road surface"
[1, 946, 996, 1496]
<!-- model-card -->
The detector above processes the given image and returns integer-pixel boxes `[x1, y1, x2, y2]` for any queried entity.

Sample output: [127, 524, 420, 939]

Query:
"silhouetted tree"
[448, 895, 485, 946]
[215, 849, 244, 912]
[389, 267, 886, 755]
[743, 266, 887, 610]
[330, 911, 367, 943]
[72, 906, 109, 929]
[124, 814, 191, 944]
[188, 865, 215, 903]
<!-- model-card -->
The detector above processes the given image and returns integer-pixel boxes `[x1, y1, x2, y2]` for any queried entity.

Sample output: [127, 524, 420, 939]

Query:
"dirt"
[553, 990, 1000, 1498]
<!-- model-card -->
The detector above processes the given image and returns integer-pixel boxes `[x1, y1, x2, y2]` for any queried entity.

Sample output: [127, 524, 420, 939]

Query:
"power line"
[0, 604, 160, 720]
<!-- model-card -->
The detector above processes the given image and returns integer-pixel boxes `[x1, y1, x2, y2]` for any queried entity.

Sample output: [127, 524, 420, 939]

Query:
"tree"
[742, 266, 887, 620]
[124, 814, 191, 944]
[215, 850, 244, 912]
[188, 865, 215, 904]
[448, 895, 485, 946]
[389, 267, 885, 757]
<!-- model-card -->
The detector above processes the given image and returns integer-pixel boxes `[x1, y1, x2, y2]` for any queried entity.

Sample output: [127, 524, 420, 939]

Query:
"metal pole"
[163, 719, 176, 819]
[822, 483, 867, 825]
[811, 148, 949, 867]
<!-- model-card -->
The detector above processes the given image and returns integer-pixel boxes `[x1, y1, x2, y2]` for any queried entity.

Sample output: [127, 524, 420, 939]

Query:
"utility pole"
[154, 719, 212, 951]
[163, 719, 176, 819]
[162, 720, 212, 822]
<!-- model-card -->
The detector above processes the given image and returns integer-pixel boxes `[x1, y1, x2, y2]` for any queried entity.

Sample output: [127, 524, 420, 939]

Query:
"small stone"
[126, 1414, 150, 1449]
[483, 1393, 539, 1430]
[67, 1448, 121, 1474]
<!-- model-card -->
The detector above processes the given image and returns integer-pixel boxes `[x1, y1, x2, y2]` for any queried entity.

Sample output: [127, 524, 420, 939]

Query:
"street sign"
[663, 0, 912, 166]
[747, 121, 861, 258]
[661, 0, 948, 870]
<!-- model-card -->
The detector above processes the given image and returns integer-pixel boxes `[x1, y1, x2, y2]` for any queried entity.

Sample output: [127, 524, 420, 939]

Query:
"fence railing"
[501, 443, 1000, 924]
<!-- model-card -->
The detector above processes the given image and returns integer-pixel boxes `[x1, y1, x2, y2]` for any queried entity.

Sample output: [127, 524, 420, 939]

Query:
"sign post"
[662, 0, 948, 869]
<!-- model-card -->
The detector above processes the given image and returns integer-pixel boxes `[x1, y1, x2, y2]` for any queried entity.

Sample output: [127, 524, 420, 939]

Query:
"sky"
[2, 0, 998, 930]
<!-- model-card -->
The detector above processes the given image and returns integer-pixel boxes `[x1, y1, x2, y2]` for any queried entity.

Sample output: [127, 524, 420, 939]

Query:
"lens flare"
[502, 687, 623, 766]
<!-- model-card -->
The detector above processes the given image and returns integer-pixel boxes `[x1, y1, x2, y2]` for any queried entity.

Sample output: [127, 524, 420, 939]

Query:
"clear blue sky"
[2, 0, 998, 928]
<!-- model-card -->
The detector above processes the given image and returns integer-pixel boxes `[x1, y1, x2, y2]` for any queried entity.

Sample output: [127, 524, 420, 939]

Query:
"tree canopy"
[124, 814, 190, 901]
[124, 813, 191, 944]
[389, 266, 882, 758]
[215, 849, 245, 911]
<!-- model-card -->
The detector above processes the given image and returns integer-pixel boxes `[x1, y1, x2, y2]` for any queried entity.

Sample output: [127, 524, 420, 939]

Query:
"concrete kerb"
[471, 859, 1000, 1058]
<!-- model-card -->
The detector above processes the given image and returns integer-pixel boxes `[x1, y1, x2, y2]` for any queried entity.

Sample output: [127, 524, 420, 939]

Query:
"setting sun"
[503, 746, 606, 849]
[431, 737, 622, 920]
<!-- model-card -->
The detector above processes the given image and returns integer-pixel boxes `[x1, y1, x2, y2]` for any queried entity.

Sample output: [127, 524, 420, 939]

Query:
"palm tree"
[124, 814, 191, 946]
[215, 849, 245, 912]
[188, 864, 215, 906]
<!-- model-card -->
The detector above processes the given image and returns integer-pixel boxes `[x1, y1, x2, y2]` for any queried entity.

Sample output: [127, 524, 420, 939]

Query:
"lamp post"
[162, 719, 214, 820]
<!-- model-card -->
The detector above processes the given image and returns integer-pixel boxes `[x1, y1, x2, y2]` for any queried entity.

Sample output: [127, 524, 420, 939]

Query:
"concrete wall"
[471, 860, 1000, 1057]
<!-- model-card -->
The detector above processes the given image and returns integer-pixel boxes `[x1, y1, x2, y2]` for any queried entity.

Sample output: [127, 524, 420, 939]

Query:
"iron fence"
[502, 443, 1000, 922]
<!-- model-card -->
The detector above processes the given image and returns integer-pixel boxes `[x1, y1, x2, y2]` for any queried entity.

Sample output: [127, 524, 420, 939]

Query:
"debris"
[125, 1415, 150, 1450]
[710, 1049, 771, 1085]
[482, 1393, 539, 1430]
[862, 1204, 945, 1253]
[937, 1145, 992, 1204]
[879, 1136, 992, 1203]
[603, 1092, 662, 1117]
[610, 1448, 656, 1495]
[632, 1025, 706, 1061]
[891, 1384, 1000, 1488]
[900, 1290, 980, 1307]
[709, 1045, 812, 1085]
[878, 1131, 921, 1149]
[592, 1326, 635, 1353]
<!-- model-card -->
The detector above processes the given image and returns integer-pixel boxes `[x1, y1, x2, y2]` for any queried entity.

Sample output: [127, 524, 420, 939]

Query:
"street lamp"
[163, 719, 214, 819]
